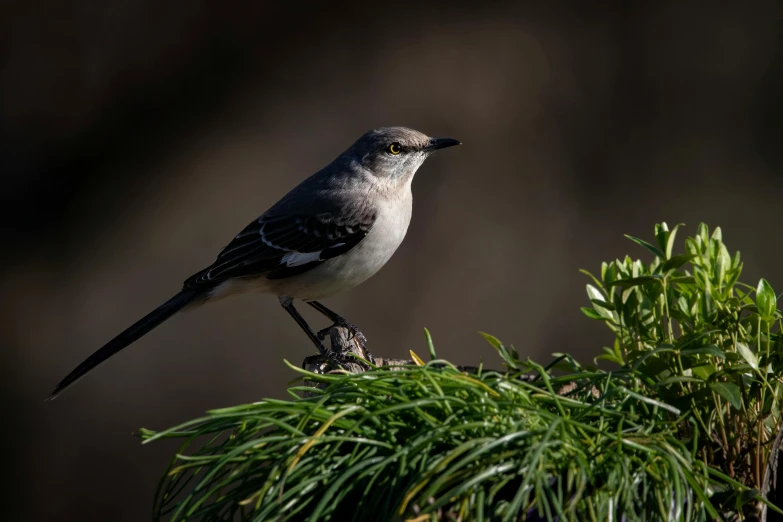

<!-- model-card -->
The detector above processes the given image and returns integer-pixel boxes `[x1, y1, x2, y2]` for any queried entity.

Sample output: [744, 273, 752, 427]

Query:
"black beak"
[424, 137, 461, 152]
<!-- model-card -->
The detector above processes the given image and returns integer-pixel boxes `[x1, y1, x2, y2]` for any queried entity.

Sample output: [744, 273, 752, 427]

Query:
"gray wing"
[183, 202, 377, 290]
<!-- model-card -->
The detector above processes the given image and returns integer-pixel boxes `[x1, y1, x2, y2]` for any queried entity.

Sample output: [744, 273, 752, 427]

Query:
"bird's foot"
[317, 320, 374, 366]
[339, 324, 374, 366]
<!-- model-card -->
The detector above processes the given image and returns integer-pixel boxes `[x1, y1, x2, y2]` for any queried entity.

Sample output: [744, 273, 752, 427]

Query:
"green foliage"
[142, 222, 783, 521]
[581, 222, 783, 503]
[142, 349, 726, 522]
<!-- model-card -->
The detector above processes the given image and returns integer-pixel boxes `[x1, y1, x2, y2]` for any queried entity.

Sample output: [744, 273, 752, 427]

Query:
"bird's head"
[345, 126, 460, 183]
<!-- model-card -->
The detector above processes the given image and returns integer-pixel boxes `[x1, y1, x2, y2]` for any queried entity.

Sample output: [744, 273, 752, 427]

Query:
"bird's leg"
[307, 301, 373, 363]
[307, 301, 361, 337]
[279, 296, 330, 357]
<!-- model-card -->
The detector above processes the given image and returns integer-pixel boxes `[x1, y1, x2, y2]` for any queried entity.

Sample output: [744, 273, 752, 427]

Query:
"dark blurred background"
[2, 1, 782, 520]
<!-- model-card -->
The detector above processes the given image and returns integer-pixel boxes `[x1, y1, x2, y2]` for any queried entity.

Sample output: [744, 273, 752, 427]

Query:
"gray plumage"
[49, 126, 460, 399]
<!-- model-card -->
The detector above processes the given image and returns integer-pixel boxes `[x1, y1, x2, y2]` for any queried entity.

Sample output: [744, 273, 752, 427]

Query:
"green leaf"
[602, 262, 617, 285]
[638, 294, 656, 327]
[661, 254, 695, 273]
[586, 284, 617, 322]
[620, 387, 681, 415]
[697, 223, 710, 245]
[731, 250, 741, 269]
[580, 307, 607, 320]
[726, 267, 742, 291]
[605, 275, 662, 288]
[735, 342, 758, 370]
[756, 278, 777, 320]
[624, 234, 664, 259]
[621, 284, 635, 305]
[670, 276, 697, 286]
[655, 222, 669, 255]
[579, 268, 603, 289]
[677, 296, 690, 316]
[716, 242, 730, 284]
[665, 223, 684, 259]
[590, 298, 616, 310]
[632, 258, 642, 278]
[654, 376, 704, 387]
[595, 343, 624, 365]
[631, 345, 676, 371]
[680, 345, 726, 359]
[424, 328, 436, 360]
[736, 288, 754, 306]
[594, 353, 621, 364]
[479, 332, 503, 351]
[710, 382, 742, 410]
[692, 364, 717, 380]
[702, 277, 716, 319]
[479, 332, 519, 369]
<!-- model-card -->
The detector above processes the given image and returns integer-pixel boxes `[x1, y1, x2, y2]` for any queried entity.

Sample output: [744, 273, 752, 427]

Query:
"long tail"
[47, 289, 200, 400]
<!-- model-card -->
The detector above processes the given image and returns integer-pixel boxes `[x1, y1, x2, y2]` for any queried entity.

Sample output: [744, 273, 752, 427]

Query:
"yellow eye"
[387, 142, 402, 155]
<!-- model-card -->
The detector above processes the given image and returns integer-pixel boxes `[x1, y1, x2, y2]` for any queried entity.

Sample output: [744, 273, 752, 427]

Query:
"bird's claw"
[338, 321, 370, 356]
[316, 319, 374, 366]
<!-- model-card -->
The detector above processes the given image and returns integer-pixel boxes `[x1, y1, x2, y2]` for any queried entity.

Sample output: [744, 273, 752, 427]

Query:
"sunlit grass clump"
[142, 223, 783, 522]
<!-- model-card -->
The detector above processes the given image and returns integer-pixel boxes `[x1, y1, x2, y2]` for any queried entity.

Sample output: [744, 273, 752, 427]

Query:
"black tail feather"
[47, 290, 199, 399]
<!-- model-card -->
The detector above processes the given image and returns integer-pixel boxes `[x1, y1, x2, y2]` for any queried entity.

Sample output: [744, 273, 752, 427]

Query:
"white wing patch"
[281, 251, 323, 267]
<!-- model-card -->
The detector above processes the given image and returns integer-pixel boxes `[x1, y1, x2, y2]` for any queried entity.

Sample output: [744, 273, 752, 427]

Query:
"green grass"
[141, 222, 783, 521]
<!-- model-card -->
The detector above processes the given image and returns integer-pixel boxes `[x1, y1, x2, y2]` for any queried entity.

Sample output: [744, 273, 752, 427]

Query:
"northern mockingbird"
[49, 127, 460, 398]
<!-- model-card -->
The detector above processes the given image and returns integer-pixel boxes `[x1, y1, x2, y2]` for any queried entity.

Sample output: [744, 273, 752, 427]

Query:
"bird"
[48, 126, 460, 399]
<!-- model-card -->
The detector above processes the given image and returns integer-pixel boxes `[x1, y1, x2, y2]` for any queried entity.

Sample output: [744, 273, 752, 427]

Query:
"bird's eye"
[386, 142, 402, 155]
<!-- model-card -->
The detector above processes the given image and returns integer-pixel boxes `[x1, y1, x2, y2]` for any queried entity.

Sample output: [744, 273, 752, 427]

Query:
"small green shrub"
[582, 223, 783, 498]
